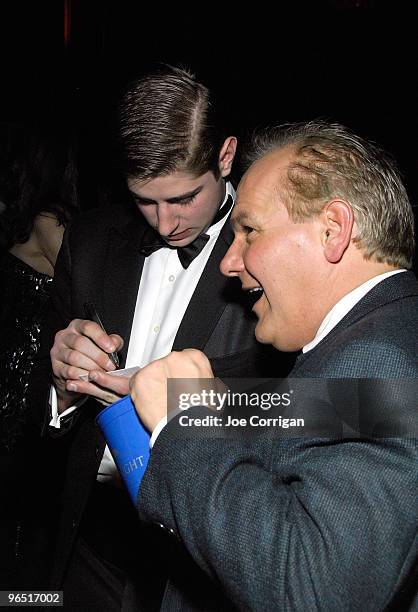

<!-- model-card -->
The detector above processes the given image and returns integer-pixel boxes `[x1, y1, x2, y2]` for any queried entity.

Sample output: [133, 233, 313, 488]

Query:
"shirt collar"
[206, 181, 236, 237]
[302, 269, 406, 353]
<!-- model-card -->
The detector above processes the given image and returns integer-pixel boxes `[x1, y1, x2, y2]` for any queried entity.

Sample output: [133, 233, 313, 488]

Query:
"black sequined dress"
[0, 252, 53, 587]
[0, 252, 53, 452]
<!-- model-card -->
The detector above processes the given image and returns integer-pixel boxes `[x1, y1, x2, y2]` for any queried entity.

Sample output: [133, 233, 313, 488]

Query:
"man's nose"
[220, 239, 245, 277]
[156, 203, 179, 237]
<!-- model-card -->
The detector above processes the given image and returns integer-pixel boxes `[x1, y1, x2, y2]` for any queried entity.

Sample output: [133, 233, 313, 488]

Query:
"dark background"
[0, 0, 417, 240]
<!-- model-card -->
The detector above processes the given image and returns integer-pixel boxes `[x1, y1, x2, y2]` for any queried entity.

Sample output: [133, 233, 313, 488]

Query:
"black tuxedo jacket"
[137, 271, 418, 611]
[29, 203, 291, 589]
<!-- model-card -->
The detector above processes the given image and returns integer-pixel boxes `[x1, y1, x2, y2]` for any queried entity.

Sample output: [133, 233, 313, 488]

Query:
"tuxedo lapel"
[173, 221, 234, 351]
[101, 219, 148, 366]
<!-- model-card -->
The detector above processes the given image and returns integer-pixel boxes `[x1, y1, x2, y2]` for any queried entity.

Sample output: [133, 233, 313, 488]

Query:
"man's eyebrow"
[129, 192, 155, 204]
[231, 211, 251, 229]
[130, 186, 203, 204]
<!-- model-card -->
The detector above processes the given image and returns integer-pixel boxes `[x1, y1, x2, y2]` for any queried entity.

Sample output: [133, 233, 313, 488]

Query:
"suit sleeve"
[26, 226, 79, 436]
[137, 401, 418, 611]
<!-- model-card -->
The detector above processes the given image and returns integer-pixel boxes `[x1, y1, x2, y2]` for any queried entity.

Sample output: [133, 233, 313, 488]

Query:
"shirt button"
[168, 275, 175, 282]
[154, 522, 166, 531]
[153, 325, 160, 333]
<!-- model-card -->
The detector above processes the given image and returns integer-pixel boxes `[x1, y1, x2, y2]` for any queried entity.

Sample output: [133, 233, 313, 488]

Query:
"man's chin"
[166, 233, 198, 247]
[254, 323, 271, 346]
[255, 322, 293, 352]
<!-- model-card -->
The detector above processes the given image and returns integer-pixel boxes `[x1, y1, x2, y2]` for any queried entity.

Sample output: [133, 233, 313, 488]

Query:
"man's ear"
[322, 199, 354, 263]
[218, 136, 237, 178]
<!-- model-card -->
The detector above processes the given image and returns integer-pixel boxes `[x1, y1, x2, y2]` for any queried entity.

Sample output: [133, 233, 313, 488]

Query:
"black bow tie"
[139, 194, 233, 269]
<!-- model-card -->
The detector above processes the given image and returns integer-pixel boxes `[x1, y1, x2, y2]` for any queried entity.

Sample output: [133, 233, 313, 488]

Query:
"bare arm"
[33, 213, 65, 271]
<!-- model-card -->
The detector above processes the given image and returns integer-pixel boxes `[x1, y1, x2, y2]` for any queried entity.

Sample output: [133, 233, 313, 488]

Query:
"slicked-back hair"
[245, 121, 415, 269]
[119, 65, 227, 182]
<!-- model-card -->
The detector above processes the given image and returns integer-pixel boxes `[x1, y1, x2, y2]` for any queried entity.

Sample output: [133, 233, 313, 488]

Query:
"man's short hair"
[119, 65, 227, 182]
[246, 121, 415, 269]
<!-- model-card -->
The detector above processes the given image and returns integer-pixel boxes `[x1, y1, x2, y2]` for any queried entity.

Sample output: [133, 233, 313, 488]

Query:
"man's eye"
[177, 195, 196, 206]
[243, 226, 254, 235]
[132, 194, 197, 206]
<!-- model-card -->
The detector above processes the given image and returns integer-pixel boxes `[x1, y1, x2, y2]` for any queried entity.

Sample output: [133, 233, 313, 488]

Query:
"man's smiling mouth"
[245, 287, 264, 308]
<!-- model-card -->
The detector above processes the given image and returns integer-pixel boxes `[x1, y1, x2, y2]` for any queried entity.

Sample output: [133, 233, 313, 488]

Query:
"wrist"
[56, 386, 81, 414]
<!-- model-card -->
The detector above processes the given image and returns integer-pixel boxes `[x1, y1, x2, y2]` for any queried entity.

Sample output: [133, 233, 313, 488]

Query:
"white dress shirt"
[49, 182, 235, 483]
[302, 269, 406, 353]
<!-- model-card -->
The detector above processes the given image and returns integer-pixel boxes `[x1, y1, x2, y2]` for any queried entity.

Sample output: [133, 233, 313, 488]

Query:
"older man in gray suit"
[127, 121, 418, 611]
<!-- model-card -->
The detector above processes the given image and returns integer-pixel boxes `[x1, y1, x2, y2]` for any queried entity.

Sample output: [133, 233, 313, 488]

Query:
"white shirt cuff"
[149, 415, 168, 448]
[48, 386, 87, 428]
[149, 406, 187, 448]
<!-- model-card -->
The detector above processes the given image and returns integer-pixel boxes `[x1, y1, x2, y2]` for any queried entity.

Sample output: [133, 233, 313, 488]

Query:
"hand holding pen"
[83, 302, 120, 368]
[50, 304, 125, 413]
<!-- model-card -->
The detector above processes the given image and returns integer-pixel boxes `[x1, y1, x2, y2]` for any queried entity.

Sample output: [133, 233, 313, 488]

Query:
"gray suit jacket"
[138, 271, 418, 611]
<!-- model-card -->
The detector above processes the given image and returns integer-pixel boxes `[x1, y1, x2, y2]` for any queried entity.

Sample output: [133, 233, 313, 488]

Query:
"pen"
[83, 302, 120, 368]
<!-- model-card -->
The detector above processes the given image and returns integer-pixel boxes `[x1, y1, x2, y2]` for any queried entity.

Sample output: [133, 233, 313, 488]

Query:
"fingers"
[108, 334, 124, 352]
[130, 350, 215, 417]
[51, 319, 125, 407]
[130, 358, 165, 392]
[52, 340, 114, 376]
[159, 349, 214, 378]
[66, 378, 123, 406]
[51, 320, 120, 376]
[71, 319, 119, 353]
[180, 348, 214, 376]
[87, 371, 131, 397]
[130, 349, 213, 394]
[130, 360, 168, 432]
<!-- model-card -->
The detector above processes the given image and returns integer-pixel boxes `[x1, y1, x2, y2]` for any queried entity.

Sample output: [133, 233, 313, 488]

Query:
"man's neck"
[303, 264, 403, 353]
[321, 256, 398, 321]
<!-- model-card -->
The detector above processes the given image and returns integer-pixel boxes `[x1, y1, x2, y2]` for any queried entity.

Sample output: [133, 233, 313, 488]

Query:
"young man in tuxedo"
[130, 121, 418, 610]
[31, 66, 289, 609]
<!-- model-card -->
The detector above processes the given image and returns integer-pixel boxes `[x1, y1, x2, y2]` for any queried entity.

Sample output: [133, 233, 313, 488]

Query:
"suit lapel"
[173, 221, 234, 351]
[291, 271, 418, 375]
[101, 219, 148, 366]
